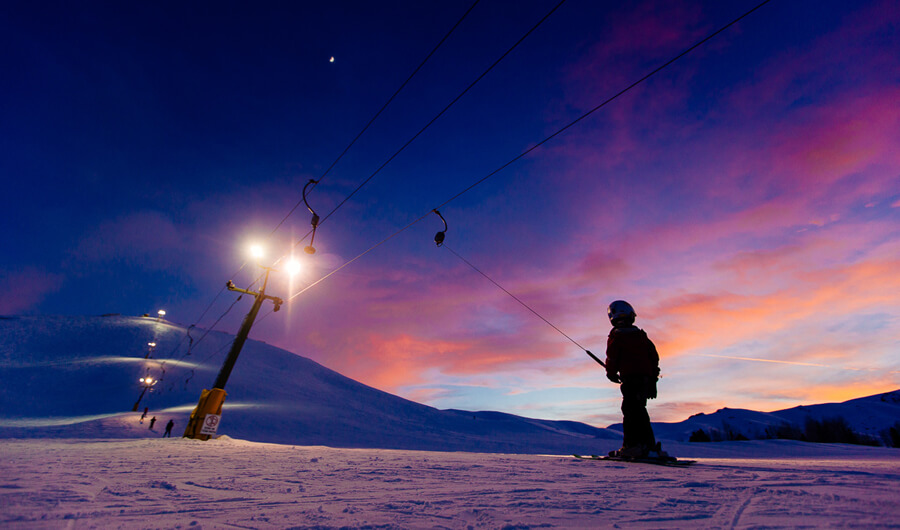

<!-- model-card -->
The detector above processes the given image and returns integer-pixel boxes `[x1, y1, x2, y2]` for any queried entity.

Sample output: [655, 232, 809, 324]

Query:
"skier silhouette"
[604, 300, 666, 459]
[140, 407, 148, 423]
[148, 416, 157, 430]
[163, 419, 174, 437]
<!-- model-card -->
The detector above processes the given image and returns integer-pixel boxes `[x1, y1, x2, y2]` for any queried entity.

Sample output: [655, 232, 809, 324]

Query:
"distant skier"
[604, 300, 665, 459]
[163, 419, 174, 437]
[149, 416, 157, 430]
[140, 407, 148, 424]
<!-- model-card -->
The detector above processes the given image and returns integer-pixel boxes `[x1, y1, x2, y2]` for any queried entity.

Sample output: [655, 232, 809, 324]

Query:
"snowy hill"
[4, 316, 900, 528]
[0, 315, 619, 453]
[634, 390, 900, 444]
[3, 314, 897, 452]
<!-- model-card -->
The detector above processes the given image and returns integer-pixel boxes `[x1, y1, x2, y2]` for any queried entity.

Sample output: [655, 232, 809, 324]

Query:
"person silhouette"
[604, 300, 664, 459]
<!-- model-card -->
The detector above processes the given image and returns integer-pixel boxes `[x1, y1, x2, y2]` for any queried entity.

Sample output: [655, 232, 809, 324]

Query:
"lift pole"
[131, 380, 154, 411]
[183, 268, 284, 440]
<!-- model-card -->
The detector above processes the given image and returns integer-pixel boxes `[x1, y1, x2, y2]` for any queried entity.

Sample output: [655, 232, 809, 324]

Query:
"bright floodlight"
[157, 310, 166, 317]
[148, 342, 156, 347]
[249, 244, 265, 259]
[285, 258, 302, 276]
[139, 378, 145, 383]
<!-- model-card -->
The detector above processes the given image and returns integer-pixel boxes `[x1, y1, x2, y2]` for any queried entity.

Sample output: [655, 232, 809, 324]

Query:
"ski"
[573, 454, 696, 467]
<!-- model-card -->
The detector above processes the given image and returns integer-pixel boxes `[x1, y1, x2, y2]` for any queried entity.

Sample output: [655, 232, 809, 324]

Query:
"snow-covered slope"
[639, 391, 900, 443]
[3, 314, 896, 452]
[3, 437, 898, 528]
[0, 315, 619, 453]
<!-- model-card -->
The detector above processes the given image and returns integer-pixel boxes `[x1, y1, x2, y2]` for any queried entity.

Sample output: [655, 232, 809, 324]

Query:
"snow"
[0, 315, 622, 453]
[2, 315, 900, 527]
[645, 393, 900, 443]
[2, 438, 898, 528]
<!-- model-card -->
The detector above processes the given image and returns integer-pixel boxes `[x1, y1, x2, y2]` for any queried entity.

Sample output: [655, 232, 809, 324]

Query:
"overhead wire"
[185, 0, 776, 383]
[268, 0, 482, 238]
[251, 0, 486, 283]
[442, 243, 598, 360]
[151, 3, 482, 386]
[301, 0, 569, 239]
[155, 294, 245, 390]
[430, 209, 602, 364]
[248, 0, 568, 285]
[434, 0, 773, 212]
[278, 0, 774, 307]
[254, 0, 572, 319]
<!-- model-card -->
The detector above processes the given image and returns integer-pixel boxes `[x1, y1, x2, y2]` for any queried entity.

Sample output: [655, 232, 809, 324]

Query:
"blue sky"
[2, 0, 898, 425]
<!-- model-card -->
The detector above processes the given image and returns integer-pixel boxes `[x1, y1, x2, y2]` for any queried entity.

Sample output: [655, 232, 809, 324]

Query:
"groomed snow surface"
[2, 437, 898, 529]
[2, 316, 899, 528]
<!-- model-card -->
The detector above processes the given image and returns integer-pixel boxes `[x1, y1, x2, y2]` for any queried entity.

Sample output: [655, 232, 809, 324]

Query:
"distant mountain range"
[611, 389, 900, 445]
[2, 315, 897, 452]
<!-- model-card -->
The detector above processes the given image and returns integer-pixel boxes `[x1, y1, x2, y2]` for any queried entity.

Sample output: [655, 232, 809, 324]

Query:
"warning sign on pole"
[200, 414, 221, 436]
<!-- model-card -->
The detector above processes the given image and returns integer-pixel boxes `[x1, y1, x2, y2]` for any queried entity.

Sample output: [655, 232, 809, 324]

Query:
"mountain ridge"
[2, 314, 896, 451]
[0, 314, 621, 453]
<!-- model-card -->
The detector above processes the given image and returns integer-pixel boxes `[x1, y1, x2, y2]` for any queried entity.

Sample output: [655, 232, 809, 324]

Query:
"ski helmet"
[608, 300, 636, 325]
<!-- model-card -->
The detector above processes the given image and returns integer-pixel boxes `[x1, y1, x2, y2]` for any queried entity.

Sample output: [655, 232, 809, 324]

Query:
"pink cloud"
[556, 2, 705, 109]
[767, 89, 900, 193]
[725, 0, 900, 119]
[251, 2, 900, 419]
[73, 210, 186, 269]
[649, 255, 900, 358]
[0, 268, 63, 314]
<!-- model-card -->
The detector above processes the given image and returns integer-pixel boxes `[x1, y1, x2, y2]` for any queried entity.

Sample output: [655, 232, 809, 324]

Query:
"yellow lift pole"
[183, 268, 283, 440]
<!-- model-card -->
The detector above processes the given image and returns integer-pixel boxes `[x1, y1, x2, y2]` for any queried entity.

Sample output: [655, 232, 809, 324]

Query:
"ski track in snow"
[2, 438, 899, 529]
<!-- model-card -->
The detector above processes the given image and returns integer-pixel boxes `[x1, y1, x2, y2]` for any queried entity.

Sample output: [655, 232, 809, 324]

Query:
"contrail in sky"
[696, 354, 900, 374]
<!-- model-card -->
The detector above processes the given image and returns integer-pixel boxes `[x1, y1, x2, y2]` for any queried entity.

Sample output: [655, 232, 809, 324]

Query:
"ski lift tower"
[182, 255, 295, 440]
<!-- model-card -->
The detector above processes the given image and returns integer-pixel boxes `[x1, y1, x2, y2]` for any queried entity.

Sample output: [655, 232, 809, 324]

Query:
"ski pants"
[620, 375, 656, 449]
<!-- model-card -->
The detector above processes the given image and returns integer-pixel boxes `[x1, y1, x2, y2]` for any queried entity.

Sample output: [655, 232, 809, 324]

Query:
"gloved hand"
[606, 373, 621, 384]
[647, 377, 658, 399]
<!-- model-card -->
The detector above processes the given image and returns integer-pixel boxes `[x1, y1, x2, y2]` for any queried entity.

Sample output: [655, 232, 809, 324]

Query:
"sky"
[2, 0, 899, 426]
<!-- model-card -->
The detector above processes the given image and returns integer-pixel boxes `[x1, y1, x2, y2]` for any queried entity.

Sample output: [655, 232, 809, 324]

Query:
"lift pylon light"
[183, 267, 284, 440]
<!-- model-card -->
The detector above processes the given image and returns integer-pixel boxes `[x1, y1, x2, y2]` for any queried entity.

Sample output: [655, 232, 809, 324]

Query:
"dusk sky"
[3, 0, 898, 426]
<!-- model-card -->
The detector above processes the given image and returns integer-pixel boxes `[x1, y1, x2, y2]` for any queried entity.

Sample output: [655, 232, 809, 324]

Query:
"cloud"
[72, 210, 186, 270]
[258, 2, 900, 423]
[0, 268, 64, 314]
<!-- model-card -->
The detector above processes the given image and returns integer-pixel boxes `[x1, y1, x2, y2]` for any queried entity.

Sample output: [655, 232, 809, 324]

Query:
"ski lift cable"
[246, 1, 482, 277]
[309, 0, 569, 230]
[278, 0, 773, 308]
[435, 0, 774, 212]
[431, 210, 604, 366]
[263, 0, 568, 271]
[192, 338, 237, 372]
[286, 209, 436, 302]
[178, 0, 773, 374]
[248, 0, 486, 282]
[271, 4, 568, 296]
[157, 294, 244, 380]
[151, 3, 483, 373]
[267, 0, 482, 239]
[443, 243, 587, 352]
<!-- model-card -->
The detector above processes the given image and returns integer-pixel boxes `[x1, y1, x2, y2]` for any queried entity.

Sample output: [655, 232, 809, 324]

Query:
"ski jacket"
[605, 326, 660, 379]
